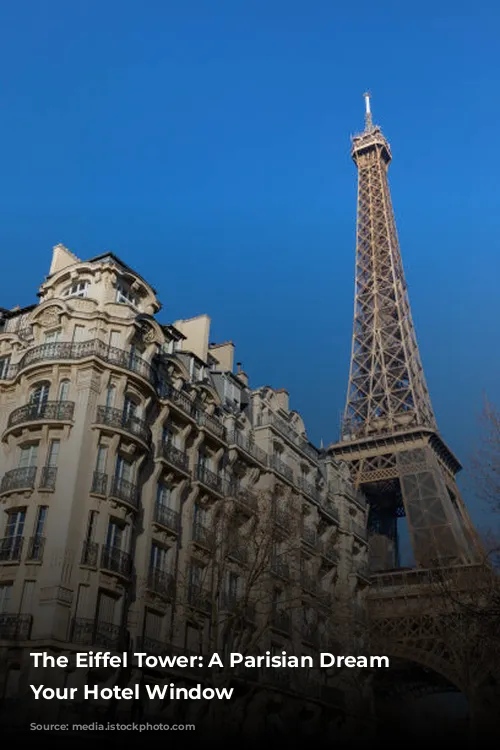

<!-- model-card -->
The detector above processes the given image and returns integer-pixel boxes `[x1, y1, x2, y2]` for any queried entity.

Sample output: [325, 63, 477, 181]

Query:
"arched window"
[58, 379, 70, 401]
[29, 382, 50, 415]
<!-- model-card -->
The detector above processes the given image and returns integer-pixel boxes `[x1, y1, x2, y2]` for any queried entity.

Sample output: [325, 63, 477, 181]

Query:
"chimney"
[208, 341, 235, 372]
[275, 388, 289, 412]
[236, 362, 249, 386]
[49, 243, 80, 276]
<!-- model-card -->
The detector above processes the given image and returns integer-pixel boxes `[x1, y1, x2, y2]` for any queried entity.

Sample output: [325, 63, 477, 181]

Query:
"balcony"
[300, 571, 319, 594]
[26, 536, 45, 562]
[227, 536, 248, 565]
[228, 483, 258, 514]
[320, 539, 339, 566]
[301, 525, 318, 549]
[219, 592, 255, 620]
[192, 521, 215, 549]
[196, 464, 226, 496]
[187, 583, 211, 613]
[319, 496, 340, 524]
[269, 455, 293, 483]
[255, 412, 319, 463]
[110, 476, 140, 511]
[297, 477, 319, 502]
[196, 411, 226, 441]
[7, 401, 75, 431]
[81, 540, 99, 567]
[270, 609, 291, 634]
[147, 568, 175, 599]
[91, 471, 108, 495]
[226, 430, 269, 467]
[356, 562, 371, 582]
[158, 382, 196, 418]
[270, 556, 290, 579]
[153, 503, 180, 533]
[272, 506, 291, 532]
[39, 466, 57, 490]
[0, 466, 37, 494]
[157, 441, 189, 474]
[2, 339, 154, 384]
[71, 617, 123, 650]
[100, 546, 133, 578]
[95, 406, 150, 444]
[0, 614, 32, 641]
[0, 535, 24, 562]
[352, 522, 368, 542]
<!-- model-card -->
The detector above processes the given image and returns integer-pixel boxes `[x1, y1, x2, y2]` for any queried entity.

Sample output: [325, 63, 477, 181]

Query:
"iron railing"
[110, 476, 140, 510]
[7, 401, 75, 428]
[0, 466, 37, 494]
[157, 441, 189, 472]
[27, 536, 45, 562]
[100, 546, 133, 577]
[91, 471, 108, 495]
[147, 569, 175, 598]
[81, 540, 99, 567]
[192, 521, 215, 549]
[226, 429, 269, 465]
[40, 466, 57, 490]
[196, 464, 225, 495]
[0, 614, 32, 641]
[71, 617, 122, 650]
[0, 535, 24, 562]
[196, 411, 226, 441]
[96, 406, 150, 443]
[153, 503, 180, 533]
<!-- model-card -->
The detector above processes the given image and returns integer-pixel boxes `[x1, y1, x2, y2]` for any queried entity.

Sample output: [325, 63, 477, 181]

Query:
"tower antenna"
[363, 91, 373, 131]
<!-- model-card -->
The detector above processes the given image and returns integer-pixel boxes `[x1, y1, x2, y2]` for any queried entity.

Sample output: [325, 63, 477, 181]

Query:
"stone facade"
[0, 244, 370, 731]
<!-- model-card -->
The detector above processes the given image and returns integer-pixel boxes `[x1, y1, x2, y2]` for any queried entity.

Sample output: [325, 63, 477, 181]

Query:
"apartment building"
[0, 244, 370, 729]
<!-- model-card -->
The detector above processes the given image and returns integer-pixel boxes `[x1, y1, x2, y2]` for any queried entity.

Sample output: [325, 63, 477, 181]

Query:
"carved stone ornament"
[142, 326, 157, 344]
[36, 307, 61, 330]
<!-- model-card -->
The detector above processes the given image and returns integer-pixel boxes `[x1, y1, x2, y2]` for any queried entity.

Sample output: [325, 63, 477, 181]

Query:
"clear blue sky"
[0, 1, 499, 531]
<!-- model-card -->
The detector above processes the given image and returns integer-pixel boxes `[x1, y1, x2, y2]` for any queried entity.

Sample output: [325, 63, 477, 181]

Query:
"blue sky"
[0, 1, 499, 531]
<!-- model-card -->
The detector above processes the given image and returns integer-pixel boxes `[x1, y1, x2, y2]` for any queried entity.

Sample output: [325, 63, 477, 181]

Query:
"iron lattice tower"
[330, 94, 482, 571]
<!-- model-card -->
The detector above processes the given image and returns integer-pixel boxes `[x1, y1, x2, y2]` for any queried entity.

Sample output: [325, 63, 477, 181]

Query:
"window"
[19, 443, 38, 468]
[0, 584, 12, 613]
[57, 380, 70, 401]
[106, 520, 124, 550]
[85, 511, 98, 545]
[5, 510, 25, 538]
[123, 395, 139, 422]
[115, 455, 133, 483]
[30, 506, 48, 561]
[193, 503, 208, 527]
[108, 330, 121, 349]
[156, 483, 172, 509]
[105, 384, 116, 409]
[95, 445, 108, 474]
[115, 282, 138, 308]
[150, 543, 169, 573]
[71, 325, 86, 342]
[29, 383, 50, 413]
[226, 572, 239, 599]
[46, 440, 60, 468]
[63, 280, 89, 298]
[44, 330, 61, 344]
[0, 356, 11, 379]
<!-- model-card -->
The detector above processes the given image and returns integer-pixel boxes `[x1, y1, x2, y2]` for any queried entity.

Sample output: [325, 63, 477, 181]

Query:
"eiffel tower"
[330, 94, 482, 572]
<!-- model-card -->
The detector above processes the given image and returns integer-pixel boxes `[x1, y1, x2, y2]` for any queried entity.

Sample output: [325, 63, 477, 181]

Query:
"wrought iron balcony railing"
[187, 584, 211, 613]
[192, 521, 215, 549]
[81, 540, 99, 567]
[320, 539, 340, 565]
[0, 466, 37, 494]
[269, 455, 293, 482]
[0, 535, 24, 562]
[300, 571, 319, 594]
[96, 406, 150, 443]
[40, 466, 57, 490]
[320, 496, 340, 523]
[153, 503, 180, 533]
[158, 382, 196, 417]
[270, 556, 290, 579]
[227, 537, 248, 565]
[0, 339, 154, 383]
[27, 536, 45, 562]
[0, 614, 32, 641]
[255, 412, 319, 462]
[228, 482, 258, 513]
[7, 400, 75, 429]
[219, 592, 255, 620]
[301, 525, 318, 548]
[196, 464, 225, 495]
[297, 477, 319, 502]
[157, 441, 189, 472]
[91, 471, 108, 495]
[100, 546, 133, 577]
[71, 617, 123, 650]
[110, 476, 140, 510]
[196, 411, 226, 441]
[271, 506, 291, 531]
[147, 568, 175, 599]
[226, 430, 269, 466]
[352, 522, 368, 542]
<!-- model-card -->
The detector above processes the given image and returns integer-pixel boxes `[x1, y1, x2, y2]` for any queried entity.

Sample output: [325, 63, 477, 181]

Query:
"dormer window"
[116, 281, 138, 308]
[63, 281, 89, 299]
